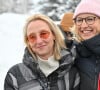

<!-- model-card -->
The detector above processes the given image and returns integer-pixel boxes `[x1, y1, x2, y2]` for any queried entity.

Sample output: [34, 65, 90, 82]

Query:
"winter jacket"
[4, 47, 80, 90]
[75, 34, 100, 90]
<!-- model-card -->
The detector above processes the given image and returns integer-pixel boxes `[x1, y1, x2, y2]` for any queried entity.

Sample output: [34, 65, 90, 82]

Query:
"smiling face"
[27, 20, 55, 60]
[75, 13, 100, 40]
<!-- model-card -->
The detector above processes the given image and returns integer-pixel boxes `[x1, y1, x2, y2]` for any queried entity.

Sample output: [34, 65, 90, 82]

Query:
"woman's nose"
[81, 20, 88, 28]
[35, 35, 43, 43]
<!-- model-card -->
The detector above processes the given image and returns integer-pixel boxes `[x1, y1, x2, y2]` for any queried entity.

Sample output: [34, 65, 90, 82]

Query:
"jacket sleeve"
[4, 72, 18, 90]
[73, 72, 80, 90]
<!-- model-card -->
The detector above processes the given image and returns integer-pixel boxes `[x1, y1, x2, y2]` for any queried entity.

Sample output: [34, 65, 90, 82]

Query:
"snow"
[0, 13, 30, 90]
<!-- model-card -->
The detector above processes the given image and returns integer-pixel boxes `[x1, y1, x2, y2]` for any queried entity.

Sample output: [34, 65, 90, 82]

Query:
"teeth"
[82, 30, 91, 34]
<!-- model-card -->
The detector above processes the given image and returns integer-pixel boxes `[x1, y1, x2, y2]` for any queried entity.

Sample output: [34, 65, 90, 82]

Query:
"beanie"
[73, 0, 100, 19]
[60, 12, 74, 32]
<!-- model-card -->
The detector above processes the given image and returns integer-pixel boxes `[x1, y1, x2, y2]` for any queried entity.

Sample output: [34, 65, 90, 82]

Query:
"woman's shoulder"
[6, 63, 23, 76]
[6, 63, 36, 82]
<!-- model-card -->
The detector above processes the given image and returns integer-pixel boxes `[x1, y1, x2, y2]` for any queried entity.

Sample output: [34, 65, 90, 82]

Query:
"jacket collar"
[77, 34, 100, 57]
[23, 47, 75, 70]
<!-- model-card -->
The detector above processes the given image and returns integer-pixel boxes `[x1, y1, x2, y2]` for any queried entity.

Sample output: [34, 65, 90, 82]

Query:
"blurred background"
[0, 0, 80, 20]
[0, 0, 80, 90]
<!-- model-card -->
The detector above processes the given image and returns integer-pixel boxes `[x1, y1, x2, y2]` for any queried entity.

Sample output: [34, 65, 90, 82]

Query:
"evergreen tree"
[35, 0, 81, 21]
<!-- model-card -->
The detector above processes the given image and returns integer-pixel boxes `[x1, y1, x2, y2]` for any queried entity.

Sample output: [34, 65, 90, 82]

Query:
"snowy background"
[0, 13, 30, 90]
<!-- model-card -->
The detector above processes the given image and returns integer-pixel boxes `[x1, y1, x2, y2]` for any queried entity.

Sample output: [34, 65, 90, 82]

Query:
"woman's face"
[27, 20, 55, 60]
[75, 13, 100, 40]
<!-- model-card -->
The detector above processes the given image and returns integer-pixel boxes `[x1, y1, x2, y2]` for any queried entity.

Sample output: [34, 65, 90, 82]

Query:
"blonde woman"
[4, 14, 80, 90]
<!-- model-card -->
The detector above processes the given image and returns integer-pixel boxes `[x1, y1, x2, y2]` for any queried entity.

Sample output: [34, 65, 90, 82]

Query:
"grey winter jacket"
[4, 47, 80, 90]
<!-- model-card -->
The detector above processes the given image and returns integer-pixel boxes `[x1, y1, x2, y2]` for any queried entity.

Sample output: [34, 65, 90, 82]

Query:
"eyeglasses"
[74, 16, 99, 26]
[27, 31, 50, 43]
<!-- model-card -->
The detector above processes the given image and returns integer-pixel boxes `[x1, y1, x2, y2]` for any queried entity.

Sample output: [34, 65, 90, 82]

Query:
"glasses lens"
[27, 34, 36, 43]
[86, 16, 95, 25]
[40, 31, 50, 39]
[75, 18, 83, 25]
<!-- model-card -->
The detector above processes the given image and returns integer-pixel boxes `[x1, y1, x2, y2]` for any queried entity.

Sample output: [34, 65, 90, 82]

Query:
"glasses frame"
[27, 31, 50, 43]
[74, 16, 99, 26]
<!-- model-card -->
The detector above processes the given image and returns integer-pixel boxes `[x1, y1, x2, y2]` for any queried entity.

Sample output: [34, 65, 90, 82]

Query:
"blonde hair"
[71, 25, 83, 42]
[23, 14, 66, 60]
